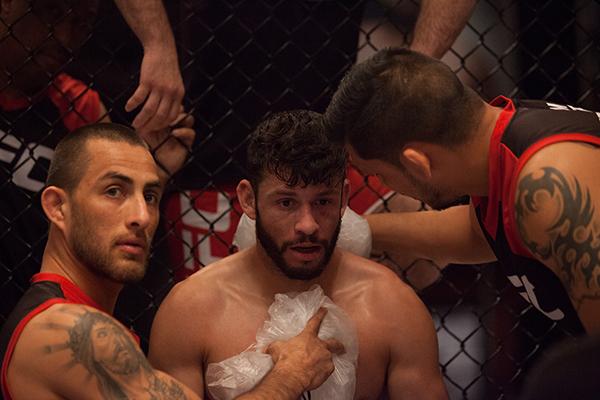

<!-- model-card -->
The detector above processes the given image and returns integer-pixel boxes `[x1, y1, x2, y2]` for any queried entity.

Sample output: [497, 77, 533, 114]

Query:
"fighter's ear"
[41, 186, 69, 231]
[236, 179, 257, 220]
[400, 144, 432, 180]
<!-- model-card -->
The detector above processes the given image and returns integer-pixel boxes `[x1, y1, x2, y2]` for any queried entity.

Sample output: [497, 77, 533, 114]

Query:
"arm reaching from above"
[114, 0, 185, 132]
[410, 0, 476, 58]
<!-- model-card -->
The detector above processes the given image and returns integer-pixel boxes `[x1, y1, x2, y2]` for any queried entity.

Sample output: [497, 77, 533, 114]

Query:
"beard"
[70, 208, 148, 284]
[401, 168, 467, 210]
[255, 210, 341, 281]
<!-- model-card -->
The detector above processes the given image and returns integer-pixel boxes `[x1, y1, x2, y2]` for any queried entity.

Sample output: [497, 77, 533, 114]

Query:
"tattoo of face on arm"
[43, 307, 187, 400]
[515, 166, 600, 308]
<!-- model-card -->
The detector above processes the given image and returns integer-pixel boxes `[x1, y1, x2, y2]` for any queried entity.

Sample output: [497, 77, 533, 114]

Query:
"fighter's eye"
[315, 199, 332, 206]
[278, 199, 294, 208]
[144, 191, 160, 205]
[106, 187, 122, 198]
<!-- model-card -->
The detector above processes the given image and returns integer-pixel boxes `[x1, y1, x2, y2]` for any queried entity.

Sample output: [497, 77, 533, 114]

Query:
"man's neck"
[247, 245, 342, 300]
[40, 234, 123, 313]
[454, 103, 505, 197]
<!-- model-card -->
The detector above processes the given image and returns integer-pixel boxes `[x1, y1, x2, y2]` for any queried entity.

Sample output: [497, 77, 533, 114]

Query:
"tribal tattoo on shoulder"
[43, 307, 187, 400]
[515, 166, 600, 308]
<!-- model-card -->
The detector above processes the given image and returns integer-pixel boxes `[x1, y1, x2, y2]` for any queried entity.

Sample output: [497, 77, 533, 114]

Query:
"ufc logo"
[1, 132, 53, 192]
[507, 275, 565, 321]
[546, 102, 600, 122]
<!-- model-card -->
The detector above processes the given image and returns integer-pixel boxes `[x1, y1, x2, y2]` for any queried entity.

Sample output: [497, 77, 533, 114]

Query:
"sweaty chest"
[203, 299, 389, 400]
[204, 307, 268, 365]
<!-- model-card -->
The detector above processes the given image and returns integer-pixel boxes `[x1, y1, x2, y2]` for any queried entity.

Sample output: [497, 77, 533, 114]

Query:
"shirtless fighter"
[148, 110, 448, 400]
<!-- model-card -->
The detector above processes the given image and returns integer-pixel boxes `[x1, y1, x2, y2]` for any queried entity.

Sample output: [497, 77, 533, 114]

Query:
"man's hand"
[126, 45, 185, 132]
[139, 110, 194, 182]
[265, 308, 345, 391]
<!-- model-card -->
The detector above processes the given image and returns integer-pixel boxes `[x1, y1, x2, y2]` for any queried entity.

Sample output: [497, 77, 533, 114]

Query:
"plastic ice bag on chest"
[206, 285, 359, 400]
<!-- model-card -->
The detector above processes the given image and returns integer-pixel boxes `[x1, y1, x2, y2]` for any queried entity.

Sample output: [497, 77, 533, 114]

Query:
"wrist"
[143, 38, 177, 57]
[270, 361, 310, 394]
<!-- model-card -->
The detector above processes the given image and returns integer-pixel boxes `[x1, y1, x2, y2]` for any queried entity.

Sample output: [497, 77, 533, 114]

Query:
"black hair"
[246, 110, 347, 190]
[46, 122, 147, 192]
[324, 47, 484, 164]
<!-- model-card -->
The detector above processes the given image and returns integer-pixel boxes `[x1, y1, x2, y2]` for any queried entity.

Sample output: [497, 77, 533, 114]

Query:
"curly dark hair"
[246, 110, 347, 190]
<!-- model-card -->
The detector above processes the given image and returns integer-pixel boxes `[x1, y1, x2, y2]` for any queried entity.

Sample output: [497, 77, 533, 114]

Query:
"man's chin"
[100, 260, 147, 284]
[279, 262, 325, 281]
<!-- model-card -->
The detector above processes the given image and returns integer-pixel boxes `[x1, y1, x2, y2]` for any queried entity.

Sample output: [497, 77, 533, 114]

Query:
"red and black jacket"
[472, 97, 600, 335]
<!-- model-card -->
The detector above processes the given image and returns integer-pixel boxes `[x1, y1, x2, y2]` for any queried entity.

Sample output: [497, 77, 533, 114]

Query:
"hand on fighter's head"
[265, 307, 345, 391]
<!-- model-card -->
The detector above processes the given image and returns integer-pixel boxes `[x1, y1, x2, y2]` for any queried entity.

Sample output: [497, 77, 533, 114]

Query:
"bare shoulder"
[337, 250, 430, 328]
[517, 141, 599, 188]
[160, 250, 250, 315]
[514, 140, 600, 331]
[339, 250, 417, 292]
[12, 302, 123, 364]
[8, 303, 147, 399]
[152, 250, 252, 342]
[514, 140, 600, 266]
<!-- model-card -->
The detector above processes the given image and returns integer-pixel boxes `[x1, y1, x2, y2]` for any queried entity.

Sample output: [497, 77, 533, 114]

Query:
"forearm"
[410, 0, 476, 58]
[113, 0, 176, 51]
[366, 204, 495, 265]
[236, 365, 306, 400]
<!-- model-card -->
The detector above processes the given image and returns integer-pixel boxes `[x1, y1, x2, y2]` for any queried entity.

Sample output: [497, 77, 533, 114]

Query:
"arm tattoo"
[516, 166, 600, 307]
[44, 308, 187, 399]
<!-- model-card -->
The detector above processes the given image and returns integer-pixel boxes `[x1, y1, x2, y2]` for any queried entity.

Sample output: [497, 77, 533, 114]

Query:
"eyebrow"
[100, 172, 134, 185]
[315, 189, 340, 197]
[271, 189, 297, 197]
[270, 188, 339, 197]
[99, 172, 162, 191]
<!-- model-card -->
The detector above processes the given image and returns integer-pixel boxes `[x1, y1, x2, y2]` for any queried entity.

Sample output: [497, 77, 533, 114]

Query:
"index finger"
[125, 84, 150, 112]
[303, 307, 328, 335]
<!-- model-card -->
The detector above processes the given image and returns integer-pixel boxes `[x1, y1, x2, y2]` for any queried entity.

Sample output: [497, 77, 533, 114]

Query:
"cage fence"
[1, 1, 599, 399]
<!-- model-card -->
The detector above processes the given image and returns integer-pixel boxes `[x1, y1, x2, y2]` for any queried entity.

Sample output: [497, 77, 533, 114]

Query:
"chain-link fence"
[1, 1, 599, 399]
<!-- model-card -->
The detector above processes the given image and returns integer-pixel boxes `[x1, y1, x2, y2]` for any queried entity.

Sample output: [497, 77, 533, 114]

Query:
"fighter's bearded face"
[254, 174, 343, 281]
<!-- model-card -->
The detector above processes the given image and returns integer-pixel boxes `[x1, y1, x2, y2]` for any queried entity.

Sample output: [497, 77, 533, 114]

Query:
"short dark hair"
[324, 48, 485, 163]
[46, 123, 147, 192]
[246, 110, 347, 190]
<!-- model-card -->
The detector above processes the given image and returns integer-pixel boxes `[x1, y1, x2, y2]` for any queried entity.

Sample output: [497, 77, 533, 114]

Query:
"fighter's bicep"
[385, 289, 448, 400]
[514, 148, 600, 332]
[149, 288, 206, 396]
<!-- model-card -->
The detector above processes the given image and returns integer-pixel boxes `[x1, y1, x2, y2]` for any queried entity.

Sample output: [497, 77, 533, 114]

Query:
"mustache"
[281, 235, 327, 250]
